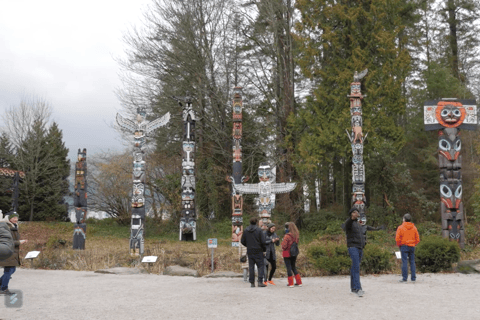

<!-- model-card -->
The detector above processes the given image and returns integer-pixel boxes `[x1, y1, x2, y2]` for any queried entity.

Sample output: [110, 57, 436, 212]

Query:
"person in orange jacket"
[395, 213, 420, 282]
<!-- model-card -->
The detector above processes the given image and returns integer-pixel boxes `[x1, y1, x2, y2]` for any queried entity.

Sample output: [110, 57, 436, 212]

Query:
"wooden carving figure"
[424, 98, 477, 248]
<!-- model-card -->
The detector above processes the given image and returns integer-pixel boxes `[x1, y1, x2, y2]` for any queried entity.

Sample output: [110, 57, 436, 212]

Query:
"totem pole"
[116, 108, 170, 255]
[424, 98, 477, 248]
[73, 148, 87, 250]
[227, 88, 248, 247]
[174, 95, 197, 241]
[233, 163, 296, 225]
[346, 69, 368, 219]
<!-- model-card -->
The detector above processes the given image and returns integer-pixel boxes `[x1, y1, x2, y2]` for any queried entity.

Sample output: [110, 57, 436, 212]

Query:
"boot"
[258, 282, 267, 287]
[295, 274, 303, 287]
[250, 282, 255, 288]
[287, 276, 294, 288]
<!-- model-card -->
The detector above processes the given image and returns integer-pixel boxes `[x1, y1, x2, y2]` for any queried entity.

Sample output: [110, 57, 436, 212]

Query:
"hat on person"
[267, 223, 275, 229]
[348, 207, 359, 215]
[8, 212, 19, 220]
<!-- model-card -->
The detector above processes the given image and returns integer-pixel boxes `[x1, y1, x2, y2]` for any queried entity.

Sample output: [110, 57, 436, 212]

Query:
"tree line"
[1, 0, 479, 227]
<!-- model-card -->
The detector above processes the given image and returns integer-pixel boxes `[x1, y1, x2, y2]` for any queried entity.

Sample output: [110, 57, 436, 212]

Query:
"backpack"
[290, 241, 299, 257]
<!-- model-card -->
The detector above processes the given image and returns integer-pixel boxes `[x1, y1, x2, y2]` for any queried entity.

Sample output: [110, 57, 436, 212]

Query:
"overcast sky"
[0, 0, 151, 161]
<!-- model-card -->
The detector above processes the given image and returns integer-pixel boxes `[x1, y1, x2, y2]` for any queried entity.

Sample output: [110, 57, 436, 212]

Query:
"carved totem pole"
[174, 96, 197, 241]
[227, 88, 248, 247]
[116, 108, 170, 255]
[424, 98, 477, 248]
[233, 163, 296, 226]
[73, 148, 87, 250]
[346, 69, 368, 219]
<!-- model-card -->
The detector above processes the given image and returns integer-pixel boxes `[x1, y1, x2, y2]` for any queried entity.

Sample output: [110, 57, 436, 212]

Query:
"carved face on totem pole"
[233, 122, 242, 140]
[258, 163, 272, 182]
[440, 180, 462, 210]
[438, 130, 461, 161]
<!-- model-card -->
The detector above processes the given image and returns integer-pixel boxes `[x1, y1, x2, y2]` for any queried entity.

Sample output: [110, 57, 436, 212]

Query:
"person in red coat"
[281, 222, 302, 287]
[395, 213, 420, 282]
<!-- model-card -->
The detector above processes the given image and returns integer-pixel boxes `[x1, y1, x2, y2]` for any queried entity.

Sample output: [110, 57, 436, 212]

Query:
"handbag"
[290, 241, 299, 257]
[240, 255, 247, 263]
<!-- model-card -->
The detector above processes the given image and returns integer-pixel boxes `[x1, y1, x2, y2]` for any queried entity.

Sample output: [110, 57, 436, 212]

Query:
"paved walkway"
[0, 269, 479, 320]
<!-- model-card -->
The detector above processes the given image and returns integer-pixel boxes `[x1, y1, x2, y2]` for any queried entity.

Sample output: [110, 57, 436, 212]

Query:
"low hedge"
[415, 235, 461, 272]
[307, 242, 394, 275]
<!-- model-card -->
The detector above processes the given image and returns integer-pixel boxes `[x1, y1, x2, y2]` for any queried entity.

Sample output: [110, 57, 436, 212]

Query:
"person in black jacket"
[344, 207, 365, 297]
[241, 217, 267, 288]
[264, 223, 279, 285]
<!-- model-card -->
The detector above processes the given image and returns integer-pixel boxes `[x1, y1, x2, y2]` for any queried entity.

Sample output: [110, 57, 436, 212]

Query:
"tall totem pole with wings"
[116, 108, 170, 255]
[346, 69, 368, 220]
[73, 148, 87, 250]
[174, 95, 197, 241]
[424, 98, 477, 248]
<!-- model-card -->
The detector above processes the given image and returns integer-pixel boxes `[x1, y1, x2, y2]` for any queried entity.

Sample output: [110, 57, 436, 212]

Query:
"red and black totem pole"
[424, 98, 477, 248]
[228, 87, 247, 247]
[346, 70, 368, 220]
[73, 148, 87, 250]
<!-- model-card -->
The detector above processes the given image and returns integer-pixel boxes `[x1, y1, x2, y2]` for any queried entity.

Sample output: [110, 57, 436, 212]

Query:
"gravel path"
[0, 269, 478, 320]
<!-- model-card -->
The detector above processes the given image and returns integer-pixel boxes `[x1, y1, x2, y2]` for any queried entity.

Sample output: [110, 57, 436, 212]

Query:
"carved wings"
[116, 113, 136, 133]
[116, 112, 171, 135]
[233, 182, 297, 195]
[354, 69, 368, 82]
[146, 112, 171, 134]
[233, 183, 259, 194]
[271, 182, 297, 194]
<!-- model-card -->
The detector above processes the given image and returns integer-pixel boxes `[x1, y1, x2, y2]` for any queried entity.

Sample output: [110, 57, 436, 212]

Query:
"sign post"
[25, 251, 40, 269]
[207, 238, 217, 273]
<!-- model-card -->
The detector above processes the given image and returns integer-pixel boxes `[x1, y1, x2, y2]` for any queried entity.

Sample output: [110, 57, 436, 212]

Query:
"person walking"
[241, 217, 267, 288]
[0, 222, 13, 261]
[396, 213, 420, 283]
[264, 223, 279, 285]
[281, 222, 302, 288]
[0, 212, 27, 295]
[344, 207, 365, 297]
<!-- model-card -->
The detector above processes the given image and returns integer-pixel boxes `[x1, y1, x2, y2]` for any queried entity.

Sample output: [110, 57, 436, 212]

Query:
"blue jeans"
[400, 245, 416, 281]
[348, 247, 363, 292]
[1, 266, 16, 290]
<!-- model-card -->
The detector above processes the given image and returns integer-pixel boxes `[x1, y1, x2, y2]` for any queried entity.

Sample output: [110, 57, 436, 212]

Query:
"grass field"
[15, 218, 480, 277]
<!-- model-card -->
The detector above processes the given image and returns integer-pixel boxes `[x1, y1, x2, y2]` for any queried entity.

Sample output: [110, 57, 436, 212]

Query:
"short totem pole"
[73, 148, 87, 250]
[424, 98, 477, 248]
[116, 108, 170, 255]
[233, 163, 296, 225]
[346, 69, 368, 219]
[227, 88, 248, 247]
[174, 95, 197, 241]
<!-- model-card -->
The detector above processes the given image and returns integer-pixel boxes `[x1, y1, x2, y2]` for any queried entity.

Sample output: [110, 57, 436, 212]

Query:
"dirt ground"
[0, 268, 479, 320]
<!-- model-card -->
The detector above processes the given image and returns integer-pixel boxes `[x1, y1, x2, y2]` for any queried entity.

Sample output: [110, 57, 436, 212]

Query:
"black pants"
[248, 252, 265, 283]
[283, 256, 298, 277]
[265, 257, 276, 281]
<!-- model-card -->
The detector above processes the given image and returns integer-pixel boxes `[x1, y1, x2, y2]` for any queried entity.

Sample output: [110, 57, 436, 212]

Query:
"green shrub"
[307, 242, 351, 275]
[307, 242, 393, 275]
[361, 244, 394, 273]
[415, 235, 461, 272]
[416, 221, 441, 237]
[464, 223, 480, 247]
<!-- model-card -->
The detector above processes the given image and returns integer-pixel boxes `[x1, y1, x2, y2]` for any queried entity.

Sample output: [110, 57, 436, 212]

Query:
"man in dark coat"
[241, 217, 267, 287]
[0, 222, 14, 261]
[344, 207, 365, 297]
[1, 212, 27, 295]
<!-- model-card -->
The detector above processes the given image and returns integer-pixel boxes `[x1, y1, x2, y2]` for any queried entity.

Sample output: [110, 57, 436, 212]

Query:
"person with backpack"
[281, 222, 302, 288]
